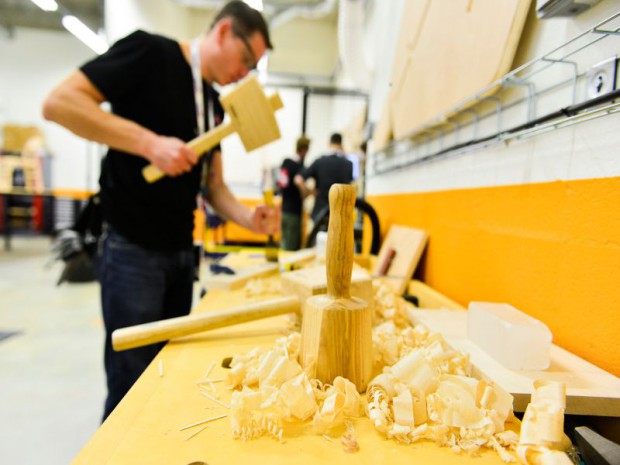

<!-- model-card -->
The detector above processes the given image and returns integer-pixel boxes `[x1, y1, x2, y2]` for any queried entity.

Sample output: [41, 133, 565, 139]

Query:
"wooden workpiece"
[372, 225, 428, 296]
[281, 265, 373, 311]
[388, 0, 530, 139]
[203, 262, 279, 290]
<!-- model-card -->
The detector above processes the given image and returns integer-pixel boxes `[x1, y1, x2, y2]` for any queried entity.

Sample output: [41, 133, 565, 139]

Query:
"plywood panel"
[390, 0, 531, 139]
[372, 225, 428, 295]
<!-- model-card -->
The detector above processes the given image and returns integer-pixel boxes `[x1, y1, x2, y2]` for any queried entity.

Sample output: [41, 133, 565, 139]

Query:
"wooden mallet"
[299, 184, 373, 392]
[142, 76, 283, 183]
[111, 265, 374, 352]
[112, 296, 299, 352]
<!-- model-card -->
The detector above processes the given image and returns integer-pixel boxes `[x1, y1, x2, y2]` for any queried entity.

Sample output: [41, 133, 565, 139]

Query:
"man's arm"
[206, 151, 279, 235]
[42, 70, 197, 177]
[293, 174, 312, 198]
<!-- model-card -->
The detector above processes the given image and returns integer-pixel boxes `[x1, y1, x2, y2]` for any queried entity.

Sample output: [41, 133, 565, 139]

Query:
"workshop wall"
[364, 0, 620, 376]
[0, 27, 99, 192]
[10, 0, 356, 198]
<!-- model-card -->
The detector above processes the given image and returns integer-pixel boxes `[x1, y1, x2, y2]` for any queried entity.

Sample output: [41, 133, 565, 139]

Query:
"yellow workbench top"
[71, 276, 510, 465]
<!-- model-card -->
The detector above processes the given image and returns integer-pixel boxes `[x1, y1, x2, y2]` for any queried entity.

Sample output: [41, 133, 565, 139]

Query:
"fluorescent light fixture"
[62, 15, 109, 55]
[30, 0, 58, 11]
[243, 0, 263, 11]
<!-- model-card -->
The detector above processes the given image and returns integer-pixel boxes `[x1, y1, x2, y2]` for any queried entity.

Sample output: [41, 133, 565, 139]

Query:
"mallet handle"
[142, 123, 236, 183]
[142, 93, 283, 184]
[326, 184, 356, 299]
[112, 295, 300, 351]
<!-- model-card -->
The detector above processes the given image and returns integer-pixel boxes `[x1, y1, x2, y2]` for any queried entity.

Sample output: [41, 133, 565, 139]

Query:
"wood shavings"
[313, 377, 363, 434]
[279, 373, 317, 420]
[196, 378, 224, 384]
[180, 413, 228, 431]
[373, 281, 412, 328]
[200, 391, 230, 409]
[209, 283, 563, 463]
[185, 424, 209, 441]
[341, 422, 360, 453]
[244, 278, 280, 297]
[205, 361, 215, 379]
[230, 387, 285, 442]
[516, 380, 573, 465]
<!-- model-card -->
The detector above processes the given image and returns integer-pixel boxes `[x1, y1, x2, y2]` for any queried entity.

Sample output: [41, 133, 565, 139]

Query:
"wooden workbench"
[71, 275, 510, 465]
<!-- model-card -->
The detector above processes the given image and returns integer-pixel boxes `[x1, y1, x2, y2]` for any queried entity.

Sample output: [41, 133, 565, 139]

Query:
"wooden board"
[408, 308, 620, 417]
[219, 76, 281, 152]
[204, 262, 279, 290]
[371, 225, 428, 296]
[279, 249, 316, 270]
[390, 0, 531, 139]
[281, 265, 373, 312]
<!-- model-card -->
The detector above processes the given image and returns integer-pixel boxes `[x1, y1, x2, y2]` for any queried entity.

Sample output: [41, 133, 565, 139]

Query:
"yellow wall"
[368, 177, 620, 376]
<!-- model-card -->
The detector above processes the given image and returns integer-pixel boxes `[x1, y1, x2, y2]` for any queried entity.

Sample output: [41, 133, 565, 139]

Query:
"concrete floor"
[0, 236, 104, 465]
[0, 235, 210, 464]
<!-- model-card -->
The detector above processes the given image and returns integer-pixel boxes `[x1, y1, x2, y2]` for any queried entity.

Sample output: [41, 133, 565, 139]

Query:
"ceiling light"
[62, 15, 109, 55]
[30, 0, 58, 11]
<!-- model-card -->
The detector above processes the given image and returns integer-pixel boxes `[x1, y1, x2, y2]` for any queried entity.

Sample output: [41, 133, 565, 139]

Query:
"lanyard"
[190, 37, 214, 136]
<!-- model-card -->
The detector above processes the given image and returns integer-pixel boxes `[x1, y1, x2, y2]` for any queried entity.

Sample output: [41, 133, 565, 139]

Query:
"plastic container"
[467, 302, 552, 370]
[315, 231, 328, 259]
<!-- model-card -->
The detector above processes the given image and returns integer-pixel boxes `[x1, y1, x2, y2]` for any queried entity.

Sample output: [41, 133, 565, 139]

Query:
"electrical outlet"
[586, 56, 617, 100]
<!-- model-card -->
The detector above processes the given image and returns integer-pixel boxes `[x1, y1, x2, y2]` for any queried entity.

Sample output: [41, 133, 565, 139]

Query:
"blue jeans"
[97, 227, 194, 420]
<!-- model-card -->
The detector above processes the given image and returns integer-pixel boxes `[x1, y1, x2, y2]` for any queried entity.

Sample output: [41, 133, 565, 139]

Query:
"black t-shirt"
[278, 157, 304, 214]
[301, 153, 353, 220]
[80, 30, 224, 250]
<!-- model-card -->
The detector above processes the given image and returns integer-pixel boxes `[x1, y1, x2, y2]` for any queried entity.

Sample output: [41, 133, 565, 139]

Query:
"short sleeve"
[80, 30, 158, 102]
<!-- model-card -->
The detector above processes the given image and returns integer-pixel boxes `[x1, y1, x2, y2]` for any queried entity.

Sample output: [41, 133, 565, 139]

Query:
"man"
[295, 132, 353, 223]
[277, 135, 310, 250]
[43, 1, 278, 420]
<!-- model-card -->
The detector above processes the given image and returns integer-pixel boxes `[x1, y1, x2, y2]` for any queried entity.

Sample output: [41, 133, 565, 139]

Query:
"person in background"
[294, 132, 353, 224]
[42, 1, 278, 421]
[277, 135, 310, 250]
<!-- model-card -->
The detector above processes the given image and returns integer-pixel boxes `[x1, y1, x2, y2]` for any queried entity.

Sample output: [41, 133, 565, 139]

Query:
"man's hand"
[251, 204, 280, 235]
[145, 135, 199, 177]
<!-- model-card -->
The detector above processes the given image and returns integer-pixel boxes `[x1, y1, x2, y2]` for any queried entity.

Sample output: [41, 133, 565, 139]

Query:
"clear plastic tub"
[467, 302, 552, 370]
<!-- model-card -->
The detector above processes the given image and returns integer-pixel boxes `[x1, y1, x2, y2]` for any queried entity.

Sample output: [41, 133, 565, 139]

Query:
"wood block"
[281, 265, 373, 311]
[372, 225, 428, 295]
[203, 262, 278, 290]
[408, 308, 620, 417]
[279, 249, 316, 270]
[2, 125, 41, 152]
[219, 76, 281, 152]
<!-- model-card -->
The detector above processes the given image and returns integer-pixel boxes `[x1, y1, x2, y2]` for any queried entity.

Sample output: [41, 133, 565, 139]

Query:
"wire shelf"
[371, 10, 620, 176]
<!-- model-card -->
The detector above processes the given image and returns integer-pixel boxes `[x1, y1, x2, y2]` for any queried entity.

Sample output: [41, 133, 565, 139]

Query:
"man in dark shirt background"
[295, 132, 353, 224]
[278, 135, 310, 250]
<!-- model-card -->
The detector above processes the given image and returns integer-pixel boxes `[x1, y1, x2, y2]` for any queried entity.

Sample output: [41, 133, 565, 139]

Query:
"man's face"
[212, 19, 266, 85]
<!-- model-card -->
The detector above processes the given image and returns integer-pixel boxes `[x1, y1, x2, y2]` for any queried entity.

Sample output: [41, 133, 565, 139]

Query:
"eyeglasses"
[231, 23, 258, 71]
